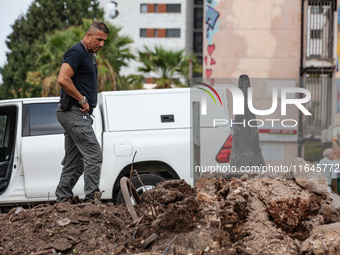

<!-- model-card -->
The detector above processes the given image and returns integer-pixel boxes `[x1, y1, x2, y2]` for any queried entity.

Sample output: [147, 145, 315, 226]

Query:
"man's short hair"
[323, 148, 333, 157]
[88, 22, 110, 35]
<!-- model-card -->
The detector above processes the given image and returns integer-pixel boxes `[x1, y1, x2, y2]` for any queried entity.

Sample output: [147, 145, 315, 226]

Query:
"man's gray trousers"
[55, 105, 102, 202]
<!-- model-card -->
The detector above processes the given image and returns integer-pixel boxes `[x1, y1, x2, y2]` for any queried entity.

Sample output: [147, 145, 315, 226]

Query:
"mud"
[0, 177, 340, 254]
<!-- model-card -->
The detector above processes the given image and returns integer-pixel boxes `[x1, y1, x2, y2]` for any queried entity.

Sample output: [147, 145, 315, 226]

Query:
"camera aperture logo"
[196, 82, 222, 115]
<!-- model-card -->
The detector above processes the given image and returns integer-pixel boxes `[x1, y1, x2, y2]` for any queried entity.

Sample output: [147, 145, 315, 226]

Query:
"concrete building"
[203, 0, 339, 165]
[100, 0, 203, 83]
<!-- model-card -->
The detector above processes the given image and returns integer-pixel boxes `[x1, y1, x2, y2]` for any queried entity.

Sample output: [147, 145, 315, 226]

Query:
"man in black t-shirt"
[55, 22, 109, 203]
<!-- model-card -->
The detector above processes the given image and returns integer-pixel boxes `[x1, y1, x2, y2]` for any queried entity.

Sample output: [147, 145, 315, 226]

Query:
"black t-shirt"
[60, 42, 98, 107]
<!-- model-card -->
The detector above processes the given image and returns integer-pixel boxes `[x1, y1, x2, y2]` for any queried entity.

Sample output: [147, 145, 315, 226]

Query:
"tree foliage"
[0, 0, 104, 99]
[26, 19, 135, 97]
[138, 46, 201, 88]
[304, 141, 328, 163]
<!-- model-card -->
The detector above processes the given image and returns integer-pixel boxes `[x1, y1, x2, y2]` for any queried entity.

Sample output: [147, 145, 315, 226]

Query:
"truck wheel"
[115, 174, 166, 204]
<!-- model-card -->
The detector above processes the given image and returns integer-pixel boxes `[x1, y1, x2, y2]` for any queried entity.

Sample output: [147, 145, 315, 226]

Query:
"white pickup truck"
[0, 88, 231, 204]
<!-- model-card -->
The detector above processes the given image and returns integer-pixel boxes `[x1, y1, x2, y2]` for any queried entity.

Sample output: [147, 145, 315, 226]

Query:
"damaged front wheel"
[116, 174, 166, 204]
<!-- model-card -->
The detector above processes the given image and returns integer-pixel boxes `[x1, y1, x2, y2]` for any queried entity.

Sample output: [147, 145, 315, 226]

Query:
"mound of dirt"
[0, 202, 135, 255]
[1, 175, 340, 254]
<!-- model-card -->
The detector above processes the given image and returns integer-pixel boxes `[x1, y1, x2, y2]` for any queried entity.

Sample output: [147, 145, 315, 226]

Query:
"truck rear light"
[216, 135, 233, 163]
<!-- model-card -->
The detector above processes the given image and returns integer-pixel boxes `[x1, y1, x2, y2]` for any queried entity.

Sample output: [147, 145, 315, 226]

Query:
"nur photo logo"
[194, 80, 312, 128]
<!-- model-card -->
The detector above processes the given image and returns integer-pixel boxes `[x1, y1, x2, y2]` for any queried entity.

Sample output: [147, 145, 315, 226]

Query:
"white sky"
[0, 0, 33, 83]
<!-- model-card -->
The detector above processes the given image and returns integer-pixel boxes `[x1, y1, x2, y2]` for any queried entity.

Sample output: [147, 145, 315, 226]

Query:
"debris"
[292, 157, 328, 195]
[30, 248, 56, 255]
[301, 223, 340, 254]
[120, 176, 140, 221]
[15, 207, 24, 215]
[0, 171, 340, 254]
[162, 234, 177, 254]
[142, 233, 158, 249]
[56, 217, 71, 226]
[47, 238, 72, 251]
[330, 192, 340, 211]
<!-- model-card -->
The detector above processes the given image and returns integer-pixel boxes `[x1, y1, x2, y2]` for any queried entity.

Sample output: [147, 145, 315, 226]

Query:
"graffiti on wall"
[106, 1, 119, 19]
[205, 1, 220, 85]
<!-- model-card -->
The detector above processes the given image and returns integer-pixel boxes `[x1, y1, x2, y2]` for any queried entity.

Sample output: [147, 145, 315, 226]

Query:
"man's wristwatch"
[78, 96, 87, 105]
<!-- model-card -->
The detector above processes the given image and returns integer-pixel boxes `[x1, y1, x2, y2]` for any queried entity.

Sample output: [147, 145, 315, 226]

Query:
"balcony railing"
[303, 73, 332, 136]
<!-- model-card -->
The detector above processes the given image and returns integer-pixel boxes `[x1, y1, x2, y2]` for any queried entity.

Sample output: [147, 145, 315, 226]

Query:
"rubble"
[1, 161, 340, 254]
[292, 157, 328, 195]
[301, 223, 340, 255]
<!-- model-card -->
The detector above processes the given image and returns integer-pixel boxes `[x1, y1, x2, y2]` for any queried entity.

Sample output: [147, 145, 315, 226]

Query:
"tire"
[115, 174, 166, 204]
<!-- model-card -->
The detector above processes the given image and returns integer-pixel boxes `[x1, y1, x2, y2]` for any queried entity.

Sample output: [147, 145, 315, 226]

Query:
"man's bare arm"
[57, 63, 90, 112]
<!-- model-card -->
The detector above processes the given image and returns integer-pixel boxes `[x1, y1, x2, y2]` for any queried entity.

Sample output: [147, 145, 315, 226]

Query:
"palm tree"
[137, 46, 201, 89]
[28, 27, 81, 97]
[26, 19, 135, 97]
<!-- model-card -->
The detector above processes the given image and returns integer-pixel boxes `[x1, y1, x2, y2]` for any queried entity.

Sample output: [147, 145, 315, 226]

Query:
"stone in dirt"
[292, 157, 328, 195]
[301, 222, 340, 255]
[254, 178, 322, 231]
[151, 228, 232, 255]
[330, 192, 340, 211]
[46, 238, 73, 251]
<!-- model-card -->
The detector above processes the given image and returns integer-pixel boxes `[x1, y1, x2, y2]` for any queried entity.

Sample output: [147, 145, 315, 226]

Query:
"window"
[23, 103, 64, 136]
[310, 5, 322, 14]
[166, 29, 180, 37]
[140, 29, 147, 37]
[193, 32, 203, 53]
[310, 29, 322, 39]
[166, 4, 181, 13]
[0, 116, 7, 146]
[141, 3, 181, 13]
[140, 29, 155, 38]
[140, 4, 147, 13]
[140, 29, 180, 38]
[304, 73, 332, 136]
[0, 107, 16, 158]
[194, 8, 203, 29]
[0, 106, 16, 189]
[306, 0, 335, 58]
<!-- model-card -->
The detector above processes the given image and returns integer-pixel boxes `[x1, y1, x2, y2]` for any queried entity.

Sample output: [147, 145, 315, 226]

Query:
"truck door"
[0, 105, 19, 195]
[21, 102, 85, 199]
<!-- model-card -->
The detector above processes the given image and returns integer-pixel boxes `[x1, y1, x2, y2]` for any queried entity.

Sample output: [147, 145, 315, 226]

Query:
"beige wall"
[204, 0, 301, 79]
[204, 0, 302, 166]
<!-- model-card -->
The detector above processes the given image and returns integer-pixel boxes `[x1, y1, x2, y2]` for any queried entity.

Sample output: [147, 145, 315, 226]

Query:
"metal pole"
[189, 59, 193, 87]
[298, 0, 305, 157]
[192, 101, 200, 183]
